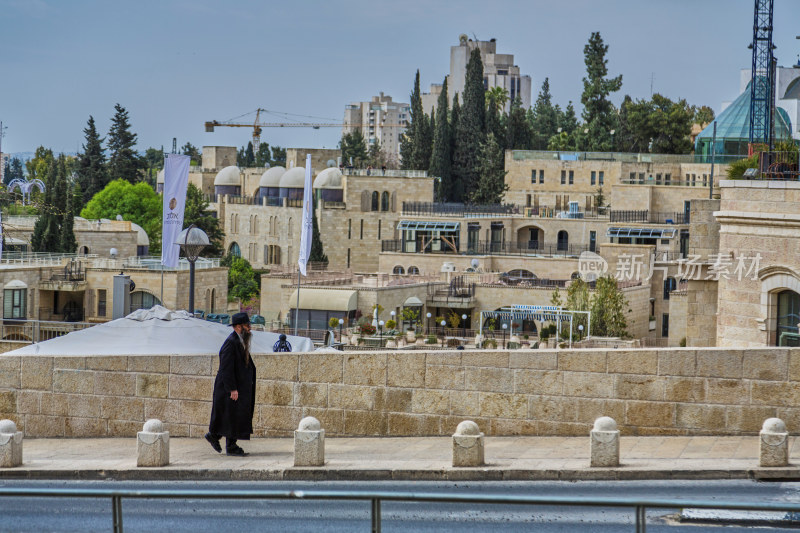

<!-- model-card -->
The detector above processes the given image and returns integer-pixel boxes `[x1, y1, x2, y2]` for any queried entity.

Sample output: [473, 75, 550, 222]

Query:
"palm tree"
[486, 86, 509, 114]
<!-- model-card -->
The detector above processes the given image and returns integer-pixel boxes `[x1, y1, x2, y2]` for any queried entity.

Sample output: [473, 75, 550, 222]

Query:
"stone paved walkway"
[3, 436, 800, 481]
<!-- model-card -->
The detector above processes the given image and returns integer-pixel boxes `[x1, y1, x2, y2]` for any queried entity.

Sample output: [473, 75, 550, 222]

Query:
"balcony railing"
[402, 202, 518, 217]
[343, 169, 428, 178]
[609, 210, 689, 224]
[382, 239, 592, 257]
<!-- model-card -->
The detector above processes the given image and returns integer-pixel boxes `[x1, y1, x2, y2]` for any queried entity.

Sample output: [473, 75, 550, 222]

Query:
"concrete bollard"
[760, 417, 789, 467]
[452, 420, 484, 467]
[0, 419, 23, 468]
[294, 416, 325, 466]
[137, 419, 169, 467]
[590, 416, 619, 467]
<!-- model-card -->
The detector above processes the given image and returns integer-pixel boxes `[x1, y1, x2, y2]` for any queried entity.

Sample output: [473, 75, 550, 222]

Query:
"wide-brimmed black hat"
[230, 312, 250, 326]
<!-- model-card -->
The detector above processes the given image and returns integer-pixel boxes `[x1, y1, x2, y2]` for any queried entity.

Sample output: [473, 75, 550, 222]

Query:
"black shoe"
[226, 446, 248, 457]
[205, 432, 222, 453]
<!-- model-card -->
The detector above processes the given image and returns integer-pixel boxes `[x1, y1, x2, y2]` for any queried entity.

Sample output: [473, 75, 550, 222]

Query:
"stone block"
[20, 357, 52, 390]
[562, 372, 614, 398]
[529, 396, 572, 422]
[615, 375, 664, 401]
[387, 353, 425, 387]
[87, 357, 127, 371]
[625, 401, 674, 428]
[0, 420, 23, 467]
[452, 420, 484, 467]
[752, 382, 800, 407]
[170, 356, 212, 376]
[449, 391, 480, 416]
[328, 384, 374, 410]
[728, 406, 777, 432]
[575, 399, 625, 425]
[743, 349, 788, 381]
[657, 350, 696, 376]
[65, 417, 107, 437]
[480, 393, 527, 419]
[490, 418, 539, 436]
[168, 375, 213, 401]
[412, 390, 450, 415]
[22, 414, 64, 437]
[760, 418, 788, 467]
[127, 356, 169, 373]
[0, 356, 20, 388]
[513, 370, 562, 395]
[256, 381, 294, 406]
[100, 396, 144, 421]
[52, 357, 85, 370]
[15, 392, 39, 415]
[590, 417, 619, 467]
[0, 391, 15, 413]
[299, 353, 343, 383]
[509, 351, 557, 370]
[464, 368, 513, 393]
[426, 365, 465, 390]
[296, 383, 328, 408]
[558, 351, 607, 372]
[302, 408, 343, 435]
[343, 410, 387, 435]
[94, 373, 135, 396]
[294, 417, 324, 467]
[388, 413, 440, 435]
[788, 350, 800, 382]
[344, 353, 386, 386]
[706, 379, 749, 405]
[136, 374, 169, 398]
[664, 377, 705, 403]
[137, 419, 169, 467]
[608, 350, 657, 375]
[462, 351, 508, 368]
[696, 350, 742, 379]
[53, 370, 94, 394]
[676, 404, 726, 430]
[254, 354, 298, 380]
[259, 406, 302, 432]
[426, 352, 461, 366]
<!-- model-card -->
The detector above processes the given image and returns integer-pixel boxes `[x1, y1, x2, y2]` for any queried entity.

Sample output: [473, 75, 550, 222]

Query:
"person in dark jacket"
[205, 312, 256, 456]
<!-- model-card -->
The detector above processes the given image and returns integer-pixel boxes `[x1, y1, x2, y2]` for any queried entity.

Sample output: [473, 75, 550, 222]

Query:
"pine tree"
[181, 142, 202, 166]
[580, 32, 623, 151]
[530, 78, 558, 149]
[107, 104, 142, 183]
[470, 132, 508, 204]
[76, 116, 108, 203]
[340, 130, 368, 166]
[429, 77, 452, 202]
[452, 48, 485, 202]
[506, 96, 533, 150]
[245, 142, 256, 167]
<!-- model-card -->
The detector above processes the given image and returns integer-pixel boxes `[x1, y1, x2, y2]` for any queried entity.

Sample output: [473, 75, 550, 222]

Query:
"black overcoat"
[208, 331, 256, 439]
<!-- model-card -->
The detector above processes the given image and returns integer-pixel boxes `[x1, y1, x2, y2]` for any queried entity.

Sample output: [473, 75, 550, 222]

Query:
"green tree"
[617, 94, 694, 154]
[565, 277, 590, 333]
[547, 131, 573, 151]
[237, 141, 256, 167]
[222, 254, 259, 301]
[726, 154, 759, 179]
[340, 130, 368, 166]
[75, 116, 109, 202]
[142, 147, 164, 189]
[184, 183, 224, 256]
[80, 179, 163, 251]
[590, 276, 630, 337]
[452, 47, 485, 201]
[506, 96, 532, 150]
[309, 203, 328, 266]
[530, 78, 558, 149]
[694, 105, 715, 127]
[30, 156, 59, 252]
[429, 77, 452, 201]
[580, 32, 623, 151]
[59, 180, 78, 253]
[254, 142, 270, 167]
[470, 132, 508, 204]
[406, 70, 432, 170]
[271, 146, 286, 166]
[3, 157, 24, 185]
[559, 101, 579, 135]
[449, 94, 461, 198]
[485, 86, 508, 147]
[181, 142, 202, 166]
[107, 104, 143, 183]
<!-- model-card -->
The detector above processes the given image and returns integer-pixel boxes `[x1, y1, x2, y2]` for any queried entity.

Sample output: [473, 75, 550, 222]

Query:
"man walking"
[205, 312, 256, 456]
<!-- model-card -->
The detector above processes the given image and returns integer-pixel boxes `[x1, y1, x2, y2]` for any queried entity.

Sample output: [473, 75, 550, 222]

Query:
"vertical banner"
[161, 154, 191, 268]
[0, 209, 4, 263]
[297, 154, 313, 276]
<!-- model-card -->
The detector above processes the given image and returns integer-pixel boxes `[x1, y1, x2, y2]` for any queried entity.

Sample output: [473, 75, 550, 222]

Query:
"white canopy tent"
[6, 306, 314, 356]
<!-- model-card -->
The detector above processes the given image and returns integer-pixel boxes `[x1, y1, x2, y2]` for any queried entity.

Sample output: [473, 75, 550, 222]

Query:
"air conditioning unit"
[441, 262, 456, 273]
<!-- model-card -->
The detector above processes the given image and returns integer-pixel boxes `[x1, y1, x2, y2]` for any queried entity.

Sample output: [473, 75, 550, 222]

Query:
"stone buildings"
[342, 93, 409, 163]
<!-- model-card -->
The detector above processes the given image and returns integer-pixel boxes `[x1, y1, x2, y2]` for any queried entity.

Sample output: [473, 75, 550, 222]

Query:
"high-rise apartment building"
[342, 93, 409, 164]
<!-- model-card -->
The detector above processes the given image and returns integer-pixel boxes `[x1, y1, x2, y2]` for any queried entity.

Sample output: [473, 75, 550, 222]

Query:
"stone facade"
[2, 347, 798, 438]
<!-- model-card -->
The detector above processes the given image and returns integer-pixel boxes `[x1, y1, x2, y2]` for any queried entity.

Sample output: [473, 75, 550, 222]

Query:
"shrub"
[329, 317, 340, 328]
[385, 319, 397, 330]
[679, 337, 687, 347]
[425, 335, 437, 344]
[446, 338, 461, 347]
[483, 339, 498, 349]
[360, 323, 376, 335]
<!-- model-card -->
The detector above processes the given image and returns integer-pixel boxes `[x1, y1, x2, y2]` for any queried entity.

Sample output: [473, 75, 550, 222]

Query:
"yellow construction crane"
[205, 108, 407, 151]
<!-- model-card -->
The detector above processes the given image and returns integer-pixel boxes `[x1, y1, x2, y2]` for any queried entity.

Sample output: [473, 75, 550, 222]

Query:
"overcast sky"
[3, 0, 800, 155]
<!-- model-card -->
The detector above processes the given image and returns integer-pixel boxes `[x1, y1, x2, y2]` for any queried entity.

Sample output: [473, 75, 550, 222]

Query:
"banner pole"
[294, 268, 300, 336]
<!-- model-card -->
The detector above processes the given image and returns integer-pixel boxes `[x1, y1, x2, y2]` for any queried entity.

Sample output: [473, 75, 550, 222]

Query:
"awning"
[607, 227, 677, 239]
[403, 296, 423, 306]
[397, 221, 460, 232]
[289, 288, 357, 311]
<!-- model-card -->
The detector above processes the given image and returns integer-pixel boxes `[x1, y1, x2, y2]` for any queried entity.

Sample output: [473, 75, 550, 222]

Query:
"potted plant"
[401, 307, 419, 341]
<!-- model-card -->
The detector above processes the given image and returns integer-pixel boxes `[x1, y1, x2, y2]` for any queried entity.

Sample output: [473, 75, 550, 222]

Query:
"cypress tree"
[309, 200, 328, 266]
[107, 104, 142, 183]
[506, 96, 533, 150]
[31, 156, 59, 252]
[76, 116, 108, 204]
[580, 32, 622, 151]
[449, 94, 462, 201]
[485, 88, 506, 148]
[452, 48, 485, 202]
[470, 132, 508, 204]
[530, 78, 558, 149]
[408, 70, 432, 170]
[60, 182, 78, 253]
[429, 78, 452, 202]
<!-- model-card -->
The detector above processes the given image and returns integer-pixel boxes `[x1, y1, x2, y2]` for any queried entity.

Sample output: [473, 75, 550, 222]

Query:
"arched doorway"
[557, 230, 569, 251]
[229, 242, 241, 257]
[776, 289, 800, 345]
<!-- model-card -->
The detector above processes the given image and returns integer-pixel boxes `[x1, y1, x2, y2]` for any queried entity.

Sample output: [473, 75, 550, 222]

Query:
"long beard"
[241, 330, 252, 360]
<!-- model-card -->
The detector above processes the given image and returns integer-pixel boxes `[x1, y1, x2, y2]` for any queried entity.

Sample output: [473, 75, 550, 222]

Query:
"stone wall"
[3, 347, 796, 438]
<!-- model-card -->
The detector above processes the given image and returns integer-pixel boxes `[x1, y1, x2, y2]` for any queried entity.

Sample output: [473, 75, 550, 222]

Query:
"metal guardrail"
[3, 487, 800, 533]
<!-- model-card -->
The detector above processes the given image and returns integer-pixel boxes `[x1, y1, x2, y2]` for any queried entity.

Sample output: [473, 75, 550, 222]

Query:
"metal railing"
[609, 210, 689, 224]
[344, 168, 428, 178]
[4, 487, 800, 533]
[402, 201, 518, 217]
[0, 319, 94, 343]
[511, 149, 742, 164]
[382, 239, 591, 258]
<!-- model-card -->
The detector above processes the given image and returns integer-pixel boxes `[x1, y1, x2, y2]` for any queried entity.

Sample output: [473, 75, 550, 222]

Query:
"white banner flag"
[0, 209, 4, 263]
[297, 154, 313, 276]
[161, 154, 191, 268]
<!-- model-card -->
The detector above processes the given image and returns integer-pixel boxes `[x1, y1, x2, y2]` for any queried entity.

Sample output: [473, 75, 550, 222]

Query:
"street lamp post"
[502, 323, 508, 349]
[175, 224, 209, 316]
[578, 324, 584, 341]
[461, 314, 467, 339]
[426, 312, 432, 336]
[338, 318, 344, 342]
[440, 319, 447, 347]
[390, 310, 396, 331]
[379, 320, 385, 347]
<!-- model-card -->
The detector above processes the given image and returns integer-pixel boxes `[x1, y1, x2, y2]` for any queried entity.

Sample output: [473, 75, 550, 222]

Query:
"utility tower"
[749, 0, 775, 150]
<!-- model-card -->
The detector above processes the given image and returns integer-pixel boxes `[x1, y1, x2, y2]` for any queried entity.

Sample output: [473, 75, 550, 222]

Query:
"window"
[3, 288, 26, 319]
[130, 291, 161, 313]
[702, 174, 708, 187]
[531, 170, 536, 183]
[638, 172, 645, 184]
[557, 230, 569, 251]
[561, 170, 566, 185]
[393, 266, 405, 275]
[663, 277, 676, 300]
[665, 173, 671, 185]
[229, 242, 241, 257]
[408, 266, 420, 275]
[378, 220, 381, 240]
[360, 219, 364, 239]
[539, 170, 544, 184]
[656, 173, 662, 184]
[591, 171, 596, 186]
[381, 191, 389, 211]
[662, 313, 670, 338]
[347, 248, 351, 268]
[777, 290, 800, 345]
[265, 245, 281, 265]
[568, 170, 574, 185]
[371, 191, 379, 211]
[599, 171, 604, 186]
[629, 172, 636, 181]
[98, 289, 107, 317]
[589, 231, 596, 253]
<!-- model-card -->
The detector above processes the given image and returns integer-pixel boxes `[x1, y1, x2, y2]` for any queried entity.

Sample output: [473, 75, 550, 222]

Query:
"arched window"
[381, 191, 390, 211]
[254, 215, 258, 234]
[371, 191, 379, 211]
[777, 290, 800, 344]
[393, 265, 405, 275]
[211, 288, 216, 313]
[229, 242, 241, 257]
[663, 277, 677, 300]
[129, 291, 161, 313]
[557, 230, 569, 251]
[79, 246, 89, 255]
[408, 266, 420, 275]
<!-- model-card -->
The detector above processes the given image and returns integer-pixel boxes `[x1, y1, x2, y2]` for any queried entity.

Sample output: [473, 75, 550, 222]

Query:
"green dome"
[695, 78, 793, 157]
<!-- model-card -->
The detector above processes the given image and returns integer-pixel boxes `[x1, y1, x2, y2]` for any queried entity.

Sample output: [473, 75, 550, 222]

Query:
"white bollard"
[452, 420, 484, 467]
[760, 418, 789, 467]
[137, 419, 169, 467]
[590, 416, 619, 467]
[294, 416, 325, 466]
[0, 419, 23, 468]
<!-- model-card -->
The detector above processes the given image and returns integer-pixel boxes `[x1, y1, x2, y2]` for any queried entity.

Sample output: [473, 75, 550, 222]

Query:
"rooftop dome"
[259, 166, 286, 187]
[313, 167, 343, 189]
[279, 167, 306, 188]
[130, 222, 150, 246]
[213, 166, 241, 186]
